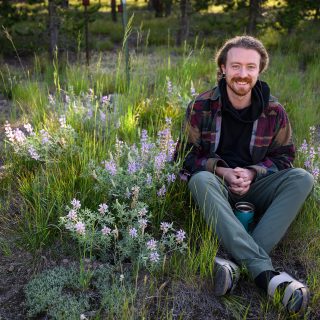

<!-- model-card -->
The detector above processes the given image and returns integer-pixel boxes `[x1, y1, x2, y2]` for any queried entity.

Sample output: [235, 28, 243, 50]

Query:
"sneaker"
[213, 256, 240, 296]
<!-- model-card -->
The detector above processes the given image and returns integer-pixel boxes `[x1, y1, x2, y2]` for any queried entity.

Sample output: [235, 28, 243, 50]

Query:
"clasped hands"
[216, 167, 256, 196]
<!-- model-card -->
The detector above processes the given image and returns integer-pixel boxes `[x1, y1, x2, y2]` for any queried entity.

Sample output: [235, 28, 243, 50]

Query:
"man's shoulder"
[264, 95, 286, 115]
[194, 87, 220, 102]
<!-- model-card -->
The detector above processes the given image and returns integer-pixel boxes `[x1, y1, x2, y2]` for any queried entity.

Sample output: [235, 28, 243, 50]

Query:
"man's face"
[221, 47, 261, 97]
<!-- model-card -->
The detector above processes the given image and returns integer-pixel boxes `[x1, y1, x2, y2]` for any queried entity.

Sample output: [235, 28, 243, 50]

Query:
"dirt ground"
[1, 92, 319, 320]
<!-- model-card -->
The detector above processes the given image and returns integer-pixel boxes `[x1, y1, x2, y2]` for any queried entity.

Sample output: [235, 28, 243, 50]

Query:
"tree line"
[0, 0, 319, 57]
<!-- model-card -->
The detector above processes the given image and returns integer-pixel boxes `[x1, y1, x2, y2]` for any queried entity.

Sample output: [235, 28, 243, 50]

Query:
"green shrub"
[25, 266, 90, 319]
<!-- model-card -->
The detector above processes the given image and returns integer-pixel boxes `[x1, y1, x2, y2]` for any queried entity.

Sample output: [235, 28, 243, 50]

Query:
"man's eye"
[232, 65, 240, 70]
[248, 66, 256, 70]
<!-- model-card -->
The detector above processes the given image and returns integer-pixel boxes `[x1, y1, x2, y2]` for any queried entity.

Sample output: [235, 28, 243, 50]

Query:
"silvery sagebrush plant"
[4, 116, 76, 163]
[88, 118, 180, 205]
[60, 194, 187, 270]
[298, 126, 320, 198]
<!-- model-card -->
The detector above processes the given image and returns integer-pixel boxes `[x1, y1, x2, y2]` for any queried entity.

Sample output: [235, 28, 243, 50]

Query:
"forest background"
[0, 0, 320, 319]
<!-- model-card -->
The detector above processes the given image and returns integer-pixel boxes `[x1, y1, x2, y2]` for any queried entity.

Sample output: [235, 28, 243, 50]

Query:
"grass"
[1, 20, 320, 319]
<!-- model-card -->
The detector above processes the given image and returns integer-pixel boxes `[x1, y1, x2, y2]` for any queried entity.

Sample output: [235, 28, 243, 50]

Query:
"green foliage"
[277, 0, 320, 32]
[25, 266, 91, 319]
[25, 263, 140, 319]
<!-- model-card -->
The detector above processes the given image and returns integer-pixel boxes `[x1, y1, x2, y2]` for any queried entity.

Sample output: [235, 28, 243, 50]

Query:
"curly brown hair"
[215, 36, 269, 82]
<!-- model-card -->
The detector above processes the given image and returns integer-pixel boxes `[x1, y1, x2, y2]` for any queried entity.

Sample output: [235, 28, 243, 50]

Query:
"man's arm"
[177, 101, 227, 175]
[247, 104, 295, 181]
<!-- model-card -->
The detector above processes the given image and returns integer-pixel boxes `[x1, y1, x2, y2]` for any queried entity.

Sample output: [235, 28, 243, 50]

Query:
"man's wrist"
[215, 166, 229, 178]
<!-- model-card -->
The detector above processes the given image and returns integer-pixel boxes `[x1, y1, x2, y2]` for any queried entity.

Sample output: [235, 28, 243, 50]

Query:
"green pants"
[188, 168, 314, 279]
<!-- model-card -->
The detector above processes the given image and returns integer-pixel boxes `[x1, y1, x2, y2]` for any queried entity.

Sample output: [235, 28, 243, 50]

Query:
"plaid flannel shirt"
[177, 85, 295, 181]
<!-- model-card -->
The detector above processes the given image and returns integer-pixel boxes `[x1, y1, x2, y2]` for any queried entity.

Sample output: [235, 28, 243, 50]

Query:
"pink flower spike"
[160, 222, 172, 234]
[67, 209, 77, 220]
[101, 226, 111, 236]
[75, 221, 86, 235]
[71, 198, 81, 210]
[175, 229, 186, 243]
[146, 239, 157, 251]
[129, 227, 138, 238]
[149, 251, 160, 263]
[98, 203, 109, 214]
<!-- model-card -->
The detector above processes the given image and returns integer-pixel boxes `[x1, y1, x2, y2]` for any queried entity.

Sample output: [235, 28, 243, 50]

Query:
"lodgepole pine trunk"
[247, 0, 261, 35]
[48, 0, 59, 59]
[111, 0, 117, 22]
[176, 0, 190, 46]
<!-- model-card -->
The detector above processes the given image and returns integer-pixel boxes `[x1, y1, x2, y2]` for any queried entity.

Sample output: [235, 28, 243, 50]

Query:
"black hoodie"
[216, 78, 270, 168]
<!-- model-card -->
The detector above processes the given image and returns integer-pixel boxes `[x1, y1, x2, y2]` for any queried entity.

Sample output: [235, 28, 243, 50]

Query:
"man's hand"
[215, 167, 256, 196]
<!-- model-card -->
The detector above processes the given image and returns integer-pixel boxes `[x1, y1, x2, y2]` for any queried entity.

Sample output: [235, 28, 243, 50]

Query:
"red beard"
[228, 76, 254, 96]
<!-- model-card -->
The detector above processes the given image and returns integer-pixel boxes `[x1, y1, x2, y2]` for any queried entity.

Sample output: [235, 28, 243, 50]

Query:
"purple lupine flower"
[309, 147, 316, 160]
[13, 129, 26, 144]
[101, 95, 110, 105]
[154, 152, 167, 171]
[130, 144, 139, 156]
[101, 226, 112, 236]
[160, 222, 172, 234]
[141, 142, 152, 157]
[149, 251, 160, 263]
[157, 185, 167, 197]
[87, 108, 93, 119]
[128, 161, 139, 175]
[125, 190, 132, 199]
[4, 121, 14, 142]
[175, 229, 186, 243]
[140, 129, 148, 144]
[146, 239, 157, 251]
[71, 198, 81, 210]
[28, 147, 40, 160]
[146, 174, 152, 186]
[40, 130, 50, 144]
[312, 167, 319, 179]
[59, 115, 67, 128]
[138, 218, 148, 230]
[190, 82, 197, 97]
[138, 207, 148, 217]
[167, 173, 176, 184]
[129, 227, 138, 238]
[98, 203, 109, 214]
[167, 78, 173, 95]
[304, 159, 311, 168]
[99, 110, 106, 122]
[103, 160, 117, 176]
[299, 139, 308, 153]
[167, 138, 177, 161]
[165, 117, 172, 126]
[67, 209, 77, 220]
[24, 123, 34, 135]
[75, 221, 86, 235]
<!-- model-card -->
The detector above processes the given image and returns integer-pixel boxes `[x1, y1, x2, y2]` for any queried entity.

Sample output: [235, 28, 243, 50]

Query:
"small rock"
[8, 265, 14, 272]
[62, 258, 69, 264]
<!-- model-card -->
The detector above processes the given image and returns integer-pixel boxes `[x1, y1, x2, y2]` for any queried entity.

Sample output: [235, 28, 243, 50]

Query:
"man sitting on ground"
[178, 35, 314, 315]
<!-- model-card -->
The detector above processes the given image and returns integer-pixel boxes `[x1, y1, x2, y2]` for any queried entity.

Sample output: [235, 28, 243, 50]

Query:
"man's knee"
[188, 170, 217, 190]
[287, 168, 314, 191]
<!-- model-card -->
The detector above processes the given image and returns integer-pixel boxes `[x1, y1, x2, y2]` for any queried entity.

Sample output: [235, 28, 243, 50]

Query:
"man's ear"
[221, 65, 226, 74]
